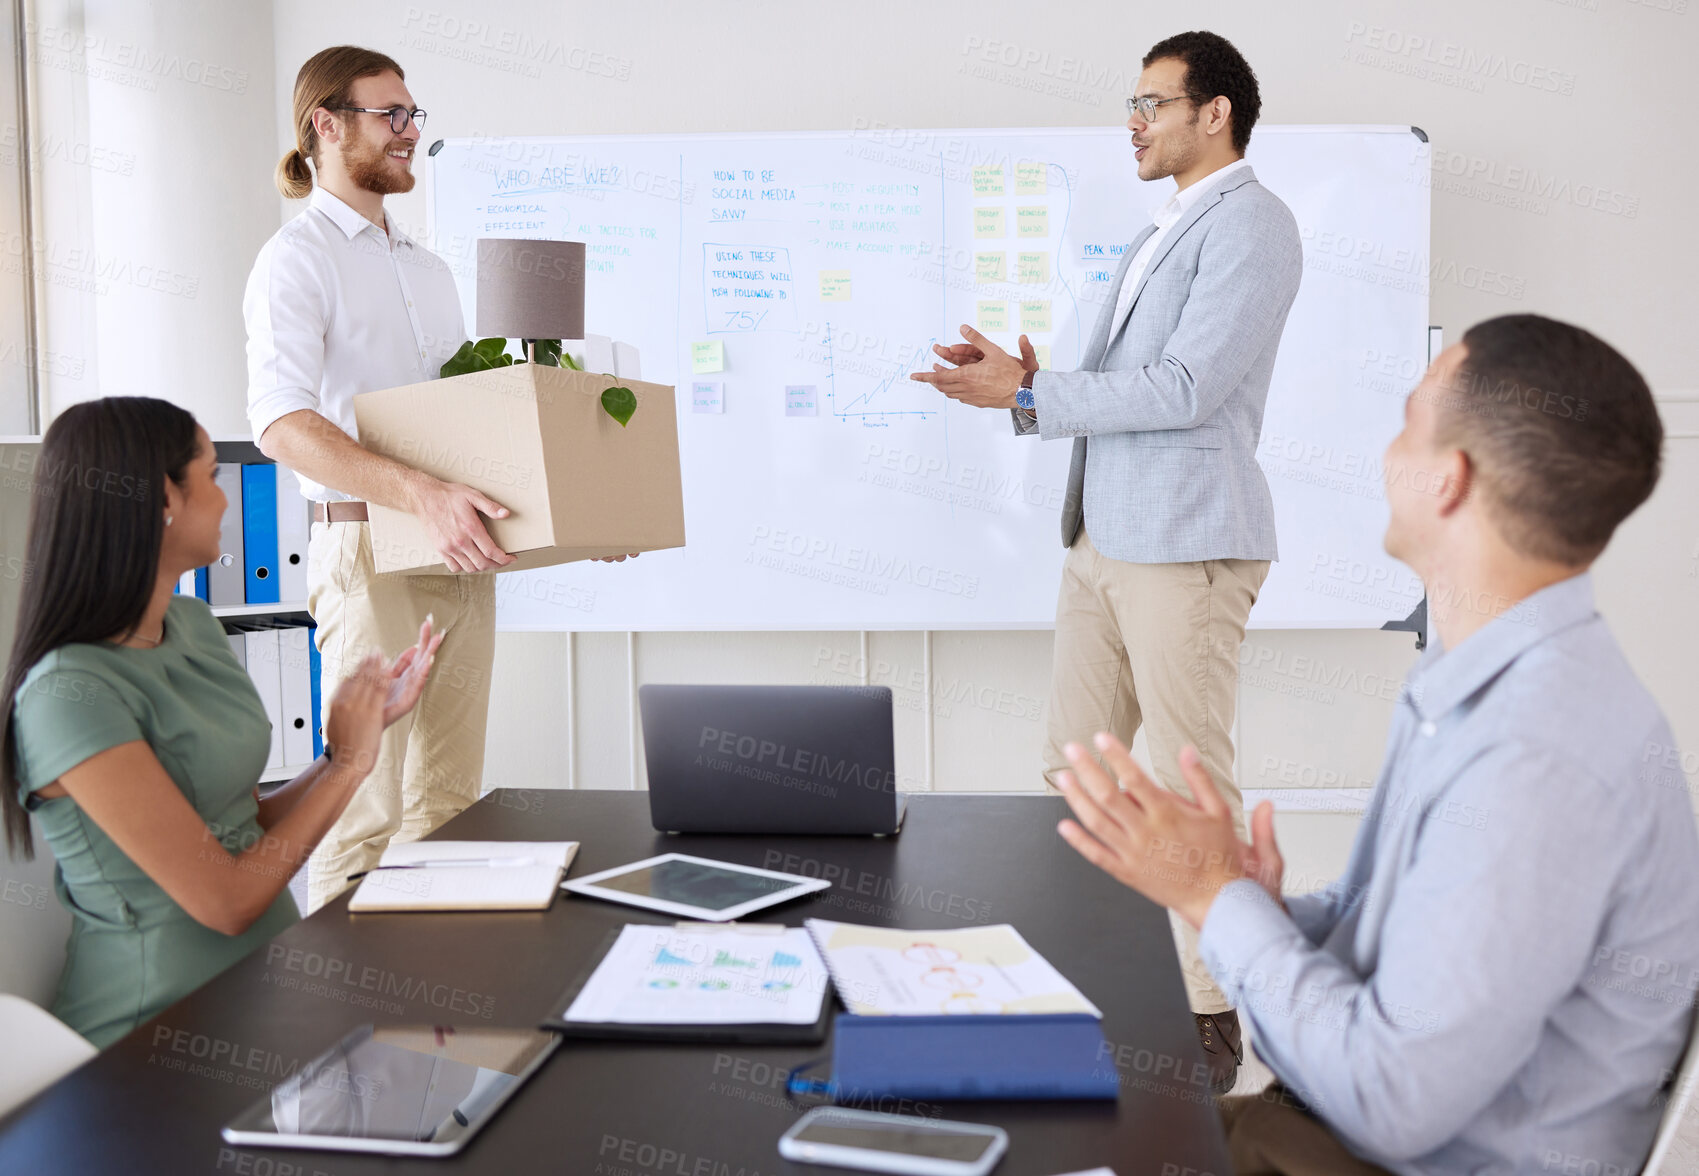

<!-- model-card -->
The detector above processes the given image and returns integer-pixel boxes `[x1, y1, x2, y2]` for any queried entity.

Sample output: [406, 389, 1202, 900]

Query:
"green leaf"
[440, 339, 480, 377]
[601, 385, 637, 427]
[558, 348, 583, 371]
[442, 338, 521, 376]
[471, 337, 511, 365]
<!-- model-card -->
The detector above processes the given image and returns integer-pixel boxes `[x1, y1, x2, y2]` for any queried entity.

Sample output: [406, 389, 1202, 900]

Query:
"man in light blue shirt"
[1053, 313, 1699, 1174]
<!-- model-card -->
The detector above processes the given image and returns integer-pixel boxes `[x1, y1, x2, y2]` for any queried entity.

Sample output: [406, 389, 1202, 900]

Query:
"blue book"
[194, 567, 208, 600]
[805, 1014, 1119, 1102]
[308, 632, 323, 759]
[241, 465, 280, 605]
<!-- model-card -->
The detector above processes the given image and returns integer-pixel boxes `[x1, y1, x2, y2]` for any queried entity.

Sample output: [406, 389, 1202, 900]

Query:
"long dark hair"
[2, 397, 201, 858]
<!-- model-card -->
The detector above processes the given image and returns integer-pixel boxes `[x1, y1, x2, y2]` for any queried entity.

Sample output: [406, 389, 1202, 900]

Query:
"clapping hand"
[381, 615, 445, 728]
[909, 325, 1039, 410]
[1054, 733, 1286, 928]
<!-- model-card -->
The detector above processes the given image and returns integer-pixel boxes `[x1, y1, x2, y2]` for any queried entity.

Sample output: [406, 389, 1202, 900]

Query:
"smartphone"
[777, 1107, 1008, 1176]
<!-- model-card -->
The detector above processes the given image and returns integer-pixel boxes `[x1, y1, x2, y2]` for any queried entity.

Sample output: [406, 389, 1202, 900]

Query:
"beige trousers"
[304, 521, 496, 911]
[1043, 528, 1268, 1015]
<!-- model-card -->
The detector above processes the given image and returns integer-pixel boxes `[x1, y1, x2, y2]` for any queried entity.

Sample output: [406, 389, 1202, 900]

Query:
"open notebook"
[347, 841, 580, 913]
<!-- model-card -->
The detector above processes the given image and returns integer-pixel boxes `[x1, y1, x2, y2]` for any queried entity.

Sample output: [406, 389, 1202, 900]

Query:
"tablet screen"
[223, 1026, 556, 1148]
[593, 858, 800, 911]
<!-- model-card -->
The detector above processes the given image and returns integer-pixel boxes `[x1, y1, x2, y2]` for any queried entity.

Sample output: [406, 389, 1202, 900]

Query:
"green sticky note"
[1020, 300, 1052, 332]
[1034, 343, 1051, 370]
[973, 206, 1005, 238]
[1016, 206, 1049, 238]
[974, 252, 1006, 282]
[1016, 251, 1051, 285]
[976, 300, 1009, 333]
[972, 165, 1005, 196]
[691, 340, 724, 374]
[819, 270, 852, 302]
[1015, 161, 1046, 195]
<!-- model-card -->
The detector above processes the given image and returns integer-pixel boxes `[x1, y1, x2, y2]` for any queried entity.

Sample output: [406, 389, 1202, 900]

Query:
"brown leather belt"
[312, 501, 370, 523]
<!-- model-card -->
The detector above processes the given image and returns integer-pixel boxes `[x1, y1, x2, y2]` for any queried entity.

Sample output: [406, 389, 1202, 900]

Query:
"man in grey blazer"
[913, 31, 1302, 1093]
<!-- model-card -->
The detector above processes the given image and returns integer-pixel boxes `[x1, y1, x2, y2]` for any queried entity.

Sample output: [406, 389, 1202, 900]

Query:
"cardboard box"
[352, 364, 685, 576]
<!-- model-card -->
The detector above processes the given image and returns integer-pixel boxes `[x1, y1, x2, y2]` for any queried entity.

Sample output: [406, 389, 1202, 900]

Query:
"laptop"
[640, 685, 905, 835]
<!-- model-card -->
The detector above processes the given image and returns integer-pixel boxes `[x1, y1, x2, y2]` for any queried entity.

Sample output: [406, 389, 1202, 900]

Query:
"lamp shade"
[476, 238, 586, 340]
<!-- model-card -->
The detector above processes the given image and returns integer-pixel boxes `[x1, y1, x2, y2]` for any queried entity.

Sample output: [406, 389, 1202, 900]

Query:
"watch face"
[1016, 387, 1035, 410]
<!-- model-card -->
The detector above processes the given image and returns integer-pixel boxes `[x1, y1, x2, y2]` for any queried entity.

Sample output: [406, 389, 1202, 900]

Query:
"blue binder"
[195, 567, 208, 599]
[308, 632, 323, 759]
[241, 465, 280, 605]
[797, 1014, 1119, 1102]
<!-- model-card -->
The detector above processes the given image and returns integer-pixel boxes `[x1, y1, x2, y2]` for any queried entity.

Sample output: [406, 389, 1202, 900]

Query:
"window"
[0, 0, 36, 436]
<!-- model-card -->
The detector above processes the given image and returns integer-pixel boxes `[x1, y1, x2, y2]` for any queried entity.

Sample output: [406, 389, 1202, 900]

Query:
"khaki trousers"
[304, 521, 497, 911]
[1219, 1087, 1395, 1175]
[1043, 528, 1268, 1015]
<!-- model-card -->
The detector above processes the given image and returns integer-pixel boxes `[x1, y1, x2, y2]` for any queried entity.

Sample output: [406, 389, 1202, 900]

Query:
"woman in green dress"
[1, 397, 443, 1048]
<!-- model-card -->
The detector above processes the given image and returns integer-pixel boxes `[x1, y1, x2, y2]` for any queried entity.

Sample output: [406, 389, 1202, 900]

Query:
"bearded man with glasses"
[244, 46, 632, 912]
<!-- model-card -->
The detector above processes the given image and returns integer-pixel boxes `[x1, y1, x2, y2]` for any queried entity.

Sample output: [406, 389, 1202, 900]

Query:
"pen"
[347, 857, 536, 881]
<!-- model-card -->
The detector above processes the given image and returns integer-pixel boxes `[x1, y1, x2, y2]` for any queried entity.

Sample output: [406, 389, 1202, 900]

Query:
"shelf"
[208, 437, 269, 464]
[258, 764, 307, 785]
[212, 601, 311, 618]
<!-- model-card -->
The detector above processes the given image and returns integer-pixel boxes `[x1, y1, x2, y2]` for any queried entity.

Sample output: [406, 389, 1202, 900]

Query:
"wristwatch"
[1015, 370, 1036, 412]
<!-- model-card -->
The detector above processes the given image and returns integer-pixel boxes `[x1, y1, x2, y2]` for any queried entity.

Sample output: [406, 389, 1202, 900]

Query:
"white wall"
[29, 0, 277, 437]
[26, 0, 1699, 811]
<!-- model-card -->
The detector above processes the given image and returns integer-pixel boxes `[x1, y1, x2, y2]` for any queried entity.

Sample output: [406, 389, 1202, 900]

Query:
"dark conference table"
[0, 792, 1233, 1175]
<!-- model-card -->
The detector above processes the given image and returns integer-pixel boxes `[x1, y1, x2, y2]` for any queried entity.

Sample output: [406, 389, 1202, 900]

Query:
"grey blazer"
[1016, 165, 1302, 563]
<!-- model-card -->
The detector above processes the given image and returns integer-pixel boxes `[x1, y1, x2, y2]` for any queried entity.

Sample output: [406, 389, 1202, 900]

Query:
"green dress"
[11, 595, 300, 1048]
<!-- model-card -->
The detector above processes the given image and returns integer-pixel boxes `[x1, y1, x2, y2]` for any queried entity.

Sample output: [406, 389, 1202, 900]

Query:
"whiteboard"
[426, 125, 1429, 631]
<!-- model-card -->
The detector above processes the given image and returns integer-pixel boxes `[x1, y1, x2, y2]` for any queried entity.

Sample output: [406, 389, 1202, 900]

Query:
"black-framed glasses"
[333, 105, 427, 135]
[1126, 94, 1199, 121]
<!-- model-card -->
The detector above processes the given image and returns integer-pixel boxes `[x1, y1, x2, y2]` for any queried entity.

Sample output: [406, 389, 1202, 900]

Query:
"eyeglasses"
[1126, 94, 1198, 121]
[333, 105, 428, 135]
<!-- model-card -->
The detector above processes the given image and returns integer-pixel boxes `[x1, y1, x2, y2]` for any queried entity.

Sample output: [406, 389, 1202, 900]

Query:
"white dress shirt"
[243, 186, 466, 502]
[1110, 156, 1252, 331]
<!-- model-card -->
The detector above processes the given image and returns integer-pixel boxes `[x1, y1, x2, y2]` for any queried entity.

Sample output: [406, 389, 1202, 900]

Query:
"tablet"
[561, 853, 831, 921]
[220, 1024, 559, 1157]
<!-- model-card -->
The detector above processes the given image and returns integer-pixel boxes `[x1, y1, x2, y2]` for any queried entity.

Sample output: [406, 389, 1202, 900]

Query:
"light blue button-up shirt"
[1200, 572, 1699, 1174]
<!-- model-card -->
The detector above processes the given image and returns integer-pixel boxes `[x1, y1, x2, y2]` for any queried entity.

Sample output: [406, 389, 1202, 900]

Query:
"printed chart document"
[348, 842, 579, 913]
[805, 919, 1102, 1017]
[563, 924, 829, 1025]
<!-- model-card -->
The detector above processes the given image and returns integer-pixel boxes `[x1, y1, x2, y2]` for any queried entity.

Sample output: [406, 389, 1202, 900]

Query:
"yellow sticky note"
[819, 270, 852, 301]
[972, 165, 1005, 196]
[1034, 344, 1052, 370]
[1016, 252, 1051, 285]
[974, 252, 1006, 282]
[973, 206, 1005, 238]
[976, 301, 1009, 333]
[1016, 206, 1049, 238]
[1015, 161, 1046, 195]
[1020, 300, 1052, 332]
[691, 340, 724, 374]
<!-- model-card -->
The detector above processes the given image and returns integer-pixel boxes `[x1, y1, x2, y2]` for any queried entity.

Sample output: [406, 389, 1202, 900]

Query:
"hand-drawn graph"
[821, 322, 940, 425]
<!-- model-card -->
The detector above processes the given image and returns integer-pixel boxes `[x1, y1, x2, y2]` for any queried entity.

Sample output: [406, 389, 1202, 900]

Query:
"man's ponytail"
[276, 147, 314, 199]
